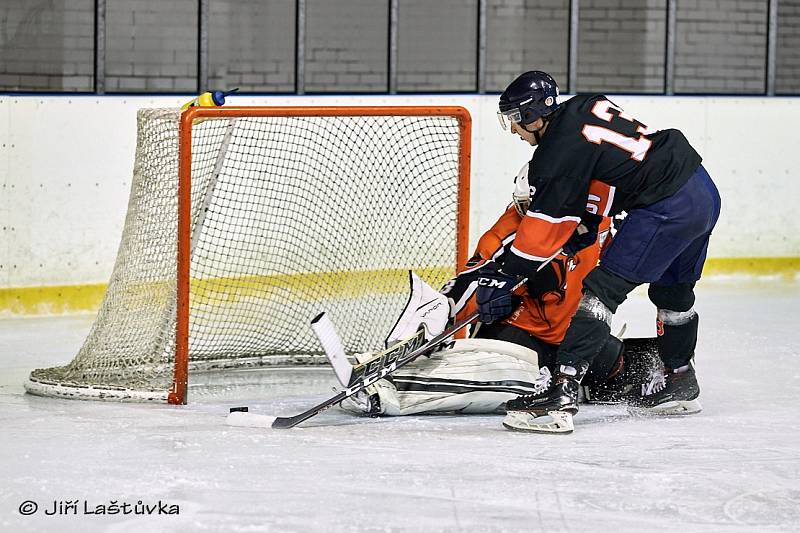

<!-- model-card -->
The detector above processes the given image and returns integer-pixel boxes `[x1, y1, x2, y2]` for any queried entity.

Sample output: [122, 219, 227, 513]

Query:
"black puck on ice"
[229, 406, 249, 413]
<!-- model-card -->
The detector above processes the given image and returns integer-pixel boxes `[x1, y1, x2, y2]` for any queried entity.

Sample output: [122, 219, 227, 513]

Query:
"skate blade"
[502, 410, 574, 434]
[629, 398, 702, 416]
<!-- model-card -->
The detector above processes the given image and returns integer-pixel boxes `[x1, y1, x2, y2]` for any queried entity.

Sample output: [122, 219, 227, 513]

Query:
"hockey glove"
[563, 212, 602, 257]
[475, 263, 522, 324]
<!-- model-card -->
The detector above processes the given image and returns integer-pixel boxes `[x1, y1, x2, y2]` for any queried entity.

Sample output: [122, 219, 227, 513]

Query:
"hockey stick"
[271, 310, 477, 429]
[271, 279, 527, 429]
[311, 312, 428, 388]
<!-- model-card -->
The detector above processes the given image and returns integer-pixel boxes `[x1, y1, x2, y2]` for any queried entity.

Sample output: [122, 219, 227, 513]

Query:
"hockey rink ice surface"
[1, 278, 799, 533]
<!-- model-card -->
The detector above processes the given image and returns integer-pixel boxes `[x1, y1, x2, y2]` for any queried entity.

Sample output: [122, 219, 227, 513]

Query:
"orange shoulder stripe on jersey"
[511, 214, 578, 260]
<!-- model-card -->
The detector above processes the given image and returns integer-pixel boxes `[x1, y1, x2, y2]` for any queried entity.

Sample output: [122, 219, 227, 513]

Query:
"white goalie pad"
[384, 271, 451, 347]
[343, 338, 547, 416]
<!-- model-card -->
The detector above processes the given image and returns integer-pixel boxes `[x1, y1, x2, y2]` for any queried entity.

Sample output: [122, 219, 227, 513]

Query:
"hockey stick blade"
[310, 312, 353, 387]
[272, 279, 527, 429]
[311, 311, 427, 388]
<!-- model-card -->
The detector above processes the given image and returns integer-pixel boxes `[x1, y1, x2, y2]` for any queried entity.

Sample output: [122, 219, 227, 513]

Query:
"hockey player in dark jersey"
[480, 71, 721, 433]
[340, 168, 661, 418]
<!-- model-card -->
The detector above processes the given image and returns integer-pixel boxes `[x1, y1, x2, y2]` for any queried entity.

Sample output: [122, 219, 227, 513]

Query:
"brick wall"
[105, 0, 197, 93]
[577, 0, 666, 93]
[675, 0, 767, 93]
[0, 0, 93, 92]
[209, 0, 295, 93]
[777, 1, 800, 94]
[397, 0, 478, 92]
[486, 0, 569, 92]
[305, 0, 388, 93]
[1, 1, 799, 95]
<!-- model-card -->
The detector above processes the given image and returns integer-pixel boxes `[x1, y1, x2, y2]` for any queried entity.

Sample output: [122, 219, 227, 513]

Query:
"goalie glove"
[475, 262, 522, 324]
[384, 271, 451, 348]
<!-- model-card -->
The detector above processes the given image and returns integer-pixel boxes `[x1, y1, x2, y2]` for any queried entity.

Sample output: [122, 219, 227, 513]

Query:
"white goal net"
[26, 106, 471, 403]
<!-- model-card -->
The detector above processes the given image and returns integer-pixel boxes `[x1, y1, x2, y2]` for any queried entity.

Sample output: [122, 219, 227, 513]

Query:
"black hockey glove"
[475, 262, 522, 324]
[563, 212, 602, 256]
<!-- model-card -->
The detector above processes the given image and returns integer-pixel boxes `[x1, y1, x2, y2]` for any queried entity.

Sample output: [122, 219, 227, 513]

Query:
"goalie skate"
[338, 386, 384, 416]
[337, 350, 392, 416]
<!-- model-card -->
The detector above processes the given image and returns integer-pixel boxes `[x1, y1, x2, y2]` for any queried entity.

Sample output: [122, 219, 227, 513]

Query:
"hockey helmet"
[498, 71, 560, 130]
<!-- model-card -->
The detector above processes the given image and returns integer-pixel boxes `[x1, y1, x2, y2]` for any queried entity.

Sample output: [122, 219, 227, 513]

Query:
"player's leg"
[632, 281, 701, 414]
[503, 165, 719, 431]
[634, 166, 720, 415]
[503, 266, 637, 432]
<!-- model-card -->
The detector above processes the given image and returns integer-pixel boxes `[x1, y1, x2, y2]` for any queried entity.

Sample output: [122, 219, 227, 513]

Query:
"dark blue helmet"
[498, 71, 560, 129]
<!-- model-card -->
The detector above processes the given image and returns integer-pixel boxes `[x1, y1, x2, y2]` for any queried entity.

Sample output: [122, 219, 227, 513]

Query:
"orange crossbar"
[168, 106, 472, 404]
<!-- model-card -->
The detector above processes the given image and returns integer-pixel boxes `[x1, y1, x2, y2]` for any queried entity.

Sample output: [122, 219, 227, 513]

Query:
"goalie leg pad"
[338, 350, 400, 416]
[353, 338, 545, 416]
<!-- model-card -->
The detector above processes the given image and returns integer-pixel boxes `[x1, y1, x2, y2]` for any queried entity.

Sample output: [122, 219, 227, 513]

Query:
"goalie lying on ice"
[341, 175, 660, 418]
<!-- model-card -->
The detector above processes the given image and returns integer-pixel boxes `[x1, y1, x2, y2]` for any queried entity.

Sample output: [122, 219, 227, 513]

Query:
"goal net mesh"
[26, 107, 468, 402]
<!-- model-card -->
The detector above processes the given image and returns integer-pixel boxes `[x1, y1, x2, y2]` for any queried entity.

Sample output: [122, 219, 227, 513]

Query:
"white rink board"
[1, 94, 798, 289]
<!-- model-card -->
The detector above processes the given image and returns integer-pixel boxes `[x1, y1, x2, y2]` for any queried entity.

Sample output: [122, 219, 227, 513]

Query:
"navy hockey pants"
[601, 165, 721, 286]
[556, 165, 720, 370]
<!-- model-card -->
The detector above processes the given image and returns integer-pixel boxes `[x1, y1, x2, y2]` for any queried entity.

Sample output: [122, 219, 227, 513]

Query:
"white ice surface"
[1, 278, 799, 532]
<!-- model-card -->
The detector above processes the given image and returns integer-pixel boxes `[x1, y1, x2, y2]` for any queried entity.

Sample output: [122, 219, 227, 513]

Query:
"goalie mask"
[498, 71, 560, 131]
[512, 162, 533, 217]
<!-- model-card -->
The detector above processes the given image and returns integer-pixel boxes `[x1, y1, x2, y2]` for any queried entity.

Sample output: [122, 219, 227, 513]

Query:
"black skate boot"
[629, 361, 702, 415]
[583, 337, 663, 404]
[503, 363, 587, 434]
[581, 370, 629, 404]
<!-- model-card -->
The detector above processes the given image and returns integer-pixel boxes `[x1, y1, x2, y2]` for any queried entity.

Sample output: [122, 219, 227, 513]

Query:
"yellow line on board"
[0, 267, 455, 316]
[1, 259, 796, 316]
[0, 283, 108, 316]
[701, 257, 800, 278]
[188, 267, 453, 304]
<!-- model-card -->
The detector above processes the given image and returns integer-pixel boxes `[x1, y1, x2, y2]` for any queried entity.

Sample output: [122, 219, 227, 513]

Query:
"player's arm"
[475, 205, 522, 262]
[501, 174, 589, 278]
[441, 206, 521, 318]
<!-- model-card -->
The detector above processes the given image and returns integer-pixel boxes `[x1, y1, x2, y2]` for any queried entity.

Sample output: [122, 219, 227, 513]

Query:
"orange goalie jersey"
[442, 205, 612, 345]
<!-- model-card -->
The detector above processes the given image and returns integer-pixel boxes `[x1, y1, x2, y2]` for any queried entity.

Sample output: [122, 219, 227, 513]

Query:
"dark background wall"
[0, 0, 797, 95]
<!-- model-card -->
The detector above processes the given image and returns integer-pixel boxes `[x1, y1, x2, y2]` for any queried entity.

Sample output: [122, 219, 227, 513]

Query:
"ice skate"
[338, 386, 383, 416]
[629, 361, 702, 416]
[582, 337, 663, 404]
[503, 365, 585, 434]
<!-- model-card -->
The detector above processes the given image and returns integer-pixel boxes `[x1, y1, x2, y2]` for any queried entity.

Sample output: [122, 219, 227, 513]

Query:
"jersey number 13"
[581, 100, 655, 162]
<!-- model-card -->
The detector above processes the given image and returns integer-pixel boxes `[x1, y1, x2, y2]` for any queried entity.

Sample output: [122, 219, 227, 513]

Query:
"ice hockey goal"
[25, 105, 471, 404]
